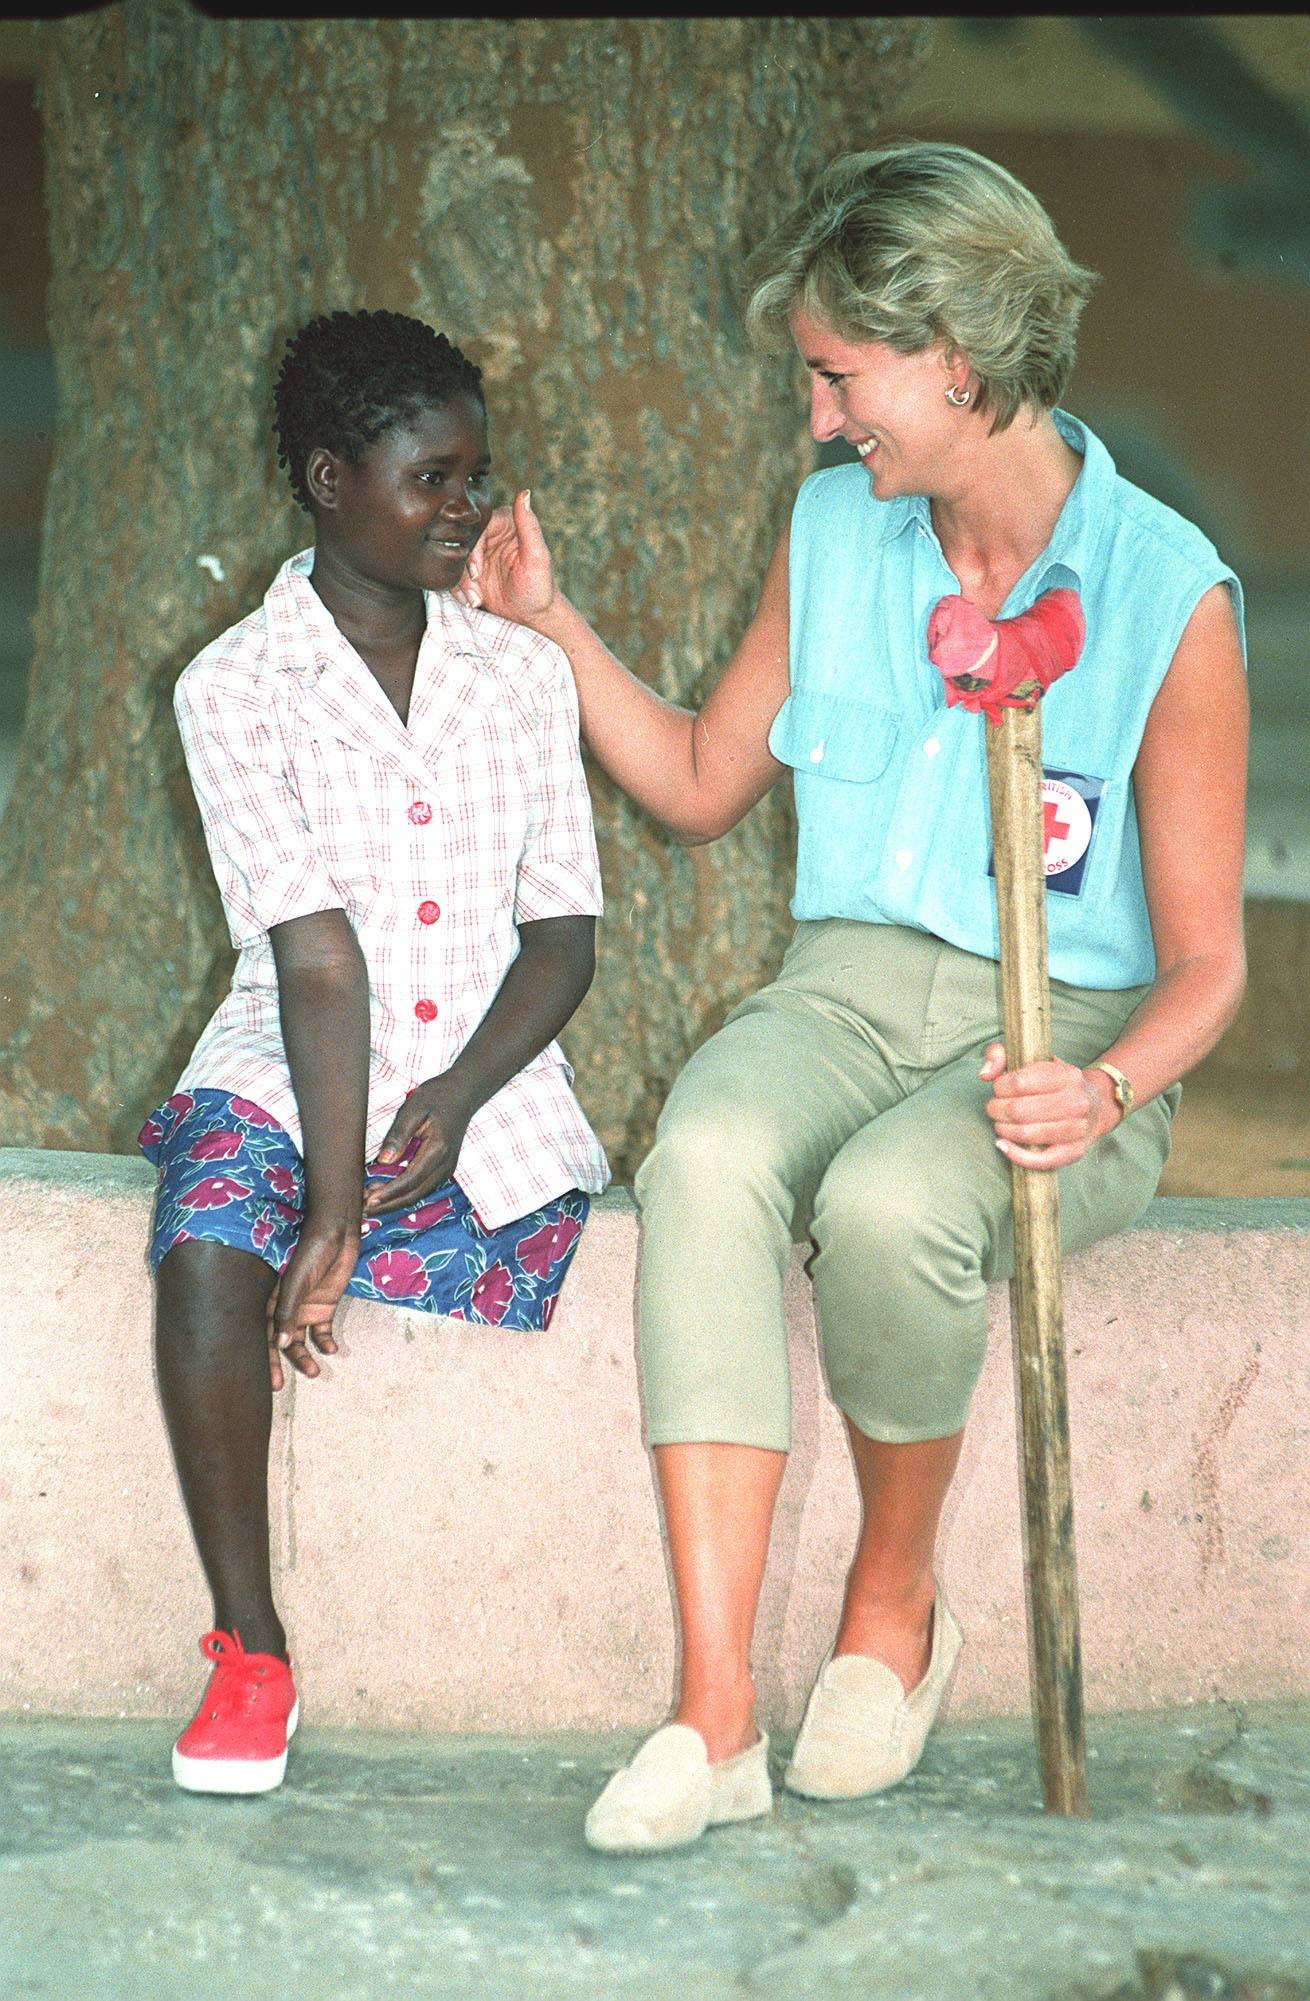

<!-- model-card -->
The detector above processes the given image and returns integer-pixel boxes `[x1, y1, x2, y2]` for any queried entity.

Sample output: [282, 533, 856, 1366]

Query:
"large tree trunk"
[0, 7, 931, 1173]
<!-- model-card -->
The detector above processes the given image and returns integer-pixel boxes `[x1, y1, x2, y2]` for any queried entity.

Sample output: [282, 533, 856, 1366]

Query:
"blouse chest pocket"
[769, 689, 903, 904]
[769, 688, 901, 784]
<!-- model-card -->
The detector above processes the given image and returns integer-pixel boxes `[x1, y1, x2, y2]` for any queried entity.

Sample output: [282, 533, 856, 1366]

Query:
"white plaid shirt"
[171, 550, 609, 1228]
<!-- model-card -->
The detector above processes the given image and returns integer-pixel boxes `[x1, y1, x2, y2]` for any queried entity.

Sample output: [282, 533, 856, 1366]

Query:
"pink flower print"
[229, 1097, 281, 1129]
[446, 1306, 468, 1321]
[360, 1214, 383, 1235]
[515, 1215, 582, 1280]
[400, 1194, 455, 1231]
[263, 1163, 298, 1200]
[470, 1261, 514, 1325]
[178, 1174, 252, 1211]
[542, 1290, 559, 1329]
[251, 1211, 276, 1252]
[188, 1129, 244, 1163]
[365, 1247, 428, 1300]
[138, 1116, 164, 1148]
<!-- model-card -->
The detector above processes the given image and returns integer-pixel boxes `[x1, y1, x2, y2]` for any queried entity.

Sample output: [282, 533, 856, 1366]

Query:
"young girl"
[138, 308, 608, 1794]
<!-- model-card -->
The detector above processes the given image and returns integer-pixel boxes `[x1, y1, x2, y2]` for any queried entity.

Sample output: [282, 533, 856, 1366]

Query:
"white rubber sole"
[173, 1697, 299, 1795]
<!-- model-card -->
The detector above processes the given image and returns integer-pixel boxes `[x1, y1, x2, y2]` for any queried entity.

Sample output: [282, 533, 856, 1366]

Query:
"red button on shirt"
[408, 801, 432, 825]
[417, 900, 441, 925]
[414, 999, 438, 1023]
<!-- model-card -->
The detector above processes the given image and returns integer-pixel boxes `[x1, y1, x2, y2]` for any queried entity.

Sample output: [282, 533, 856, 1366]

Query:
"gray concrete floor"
[3, 1704, 1308, 2000]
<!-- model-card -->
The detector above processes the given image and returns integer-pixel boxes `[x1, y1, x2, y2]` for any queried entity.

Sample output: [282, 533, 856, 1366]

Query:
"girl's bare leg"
[654, 1441, 787, 1761]
[154, 1240, 286, 1658]
[831, 1423, 965, 1690]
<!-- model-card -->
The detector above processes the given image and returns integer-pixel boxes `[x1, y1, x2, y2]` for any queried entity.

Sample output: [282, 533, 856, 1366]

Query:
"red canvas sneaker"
[172, 1628, 299, 1794]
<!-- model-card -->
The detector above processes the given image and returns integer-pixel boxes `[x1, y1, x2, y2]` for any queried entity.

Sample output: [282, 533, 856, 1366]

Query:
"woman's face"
[788, 305, 972, 502]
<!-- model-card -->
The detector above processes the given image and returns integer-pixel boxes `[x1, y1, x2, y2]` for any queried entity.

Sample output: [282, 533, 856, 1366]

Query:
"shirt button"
[417, 900, 441, 926]
[895, 848, 913, 871]
[408, 801, 432, 825]
[809, 740, 826, 764]
[414, 998, 438, 1023]
[923, 737, 941, 758]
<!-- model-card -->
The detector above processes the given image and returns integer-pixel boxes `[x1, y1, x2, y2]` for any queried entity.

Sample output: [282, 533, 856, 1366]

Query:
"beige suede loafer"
[783, 1594, 963, 1800]
[585, 1724, 772, 1854]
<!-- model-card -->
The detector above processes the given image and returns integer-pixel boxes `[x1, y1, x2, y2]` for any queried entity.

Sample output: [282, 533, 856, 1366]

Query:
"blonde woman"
[459, 143, 1247, 1850]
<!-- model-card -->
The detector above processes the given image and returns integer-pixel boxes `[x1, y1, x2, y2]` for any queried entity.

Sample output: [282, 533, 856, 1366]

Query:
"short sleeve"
[175, 661, 344, 950]
[513, 641, 604, 924]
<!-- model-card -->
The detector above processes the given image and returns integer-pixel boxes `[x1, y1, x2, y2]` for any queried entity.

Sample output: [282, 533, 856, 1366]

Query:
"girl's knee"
[155, 1240, 277, 1338]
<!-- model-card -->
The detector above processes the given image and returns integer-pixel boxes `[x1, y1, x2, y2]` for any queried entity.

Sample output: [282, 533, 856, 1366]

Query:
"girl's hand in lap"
[362, 1078, 474, 1217]
[266, 1223, 359, 1391]
[980, 1041, 1114, 1170]
[454, 489, 556, 624]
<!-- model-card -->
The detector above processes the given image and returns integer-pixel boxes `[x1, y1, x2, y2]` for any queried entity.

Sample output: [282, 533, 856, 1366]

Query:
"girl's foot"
[172, 1628, 299, 1794]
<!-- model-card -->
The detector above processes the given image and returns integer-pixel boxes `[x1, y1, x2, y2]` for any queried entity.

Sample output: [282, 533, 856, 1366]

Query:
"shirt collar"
[1029, 407, 1115, 596]
[262, 550, 336, 676]
[262, 548, 454, 675]
[886, 407, 1114, 604]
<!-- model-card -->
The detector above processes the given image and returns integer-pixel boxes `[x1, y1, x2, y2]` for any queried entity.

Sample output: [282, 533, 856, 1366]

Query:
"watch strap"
[1088, 1060, 1133, 1117]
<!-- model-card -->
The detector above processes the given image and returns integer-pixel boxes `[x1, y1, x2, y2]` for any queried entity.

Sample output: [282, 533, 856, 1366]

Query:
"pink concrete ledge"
[1, 1147, 1307, 1732]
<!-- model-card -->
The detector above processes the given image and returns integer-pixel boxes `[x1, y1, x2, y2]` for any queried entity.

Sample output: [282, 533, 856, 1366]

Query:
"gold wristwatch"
[1088, 1060, 1133, 1120]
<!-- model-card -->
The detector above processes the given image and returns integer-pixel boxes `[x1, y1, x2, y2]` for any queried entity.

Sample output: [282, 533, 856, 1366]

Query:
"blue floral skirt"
[137, 1088, 589, 1331]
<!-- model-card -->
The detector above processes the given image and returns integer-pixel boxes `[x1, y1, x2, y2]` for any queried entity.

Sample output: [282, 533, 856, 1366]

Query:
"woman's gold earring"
[945, 384, 971, 408]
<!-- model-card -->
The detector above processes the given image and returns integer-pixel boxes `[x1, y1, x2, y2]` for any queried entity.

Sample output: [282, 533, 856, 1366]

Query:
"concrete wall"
[2, 1148, 1306, 1733]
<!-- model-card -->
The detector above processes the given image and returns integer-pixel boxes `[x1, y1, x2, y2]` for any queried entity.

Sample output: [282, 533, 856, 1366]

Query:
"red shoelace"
[194, 1628, 287, 1720]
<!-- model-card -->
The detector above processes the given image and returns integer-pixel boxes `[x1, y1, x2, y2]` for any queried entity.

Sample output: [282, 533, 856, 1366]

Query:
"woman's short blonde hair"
[744, 142, 1099, 431]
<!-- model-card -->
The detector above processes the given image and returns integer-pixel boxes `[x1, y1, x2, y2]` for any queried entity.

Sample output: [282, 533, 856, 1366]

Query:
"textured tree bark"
[0, 7, 931, 1166]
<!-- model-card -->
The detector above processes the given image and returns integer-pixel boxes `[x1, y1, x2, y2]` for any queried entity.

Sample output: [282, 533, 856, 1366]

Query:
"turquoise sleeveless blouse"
[767, 411, 1244, 988]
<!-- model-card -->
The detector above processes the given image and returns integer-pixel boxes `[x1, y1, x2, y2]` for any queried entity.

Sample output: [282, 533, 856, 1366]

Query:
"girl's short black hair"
[273, 309, 485, 512]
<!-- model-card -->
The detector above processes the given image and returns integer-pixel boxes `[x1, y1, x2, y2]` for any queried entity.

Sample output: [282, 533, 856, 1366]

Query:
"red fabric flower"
[471, 1262, 514, 1324]
[229, 1097, 281, 1129]
[137, 1117, 164, 1148]
[251, 1212, 276, 1251]
[365, 1247, 428, 1300]
[515, 1215, 582, 1279]
[926, 588, 1084, 725]
[262, 1163, 298, 1200]
[188, 1129, 244, 1162]
[163, 1092, 195, 1120]
[399, 1194, 456, 1231]
[179, 1174, 253, 1210]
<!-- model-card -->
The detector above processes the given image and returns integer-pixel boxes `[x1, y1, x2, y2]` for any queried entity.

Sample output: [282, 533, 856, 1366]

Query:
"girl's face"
[788, 305, 973, 503]
[310, 393, 494, 593]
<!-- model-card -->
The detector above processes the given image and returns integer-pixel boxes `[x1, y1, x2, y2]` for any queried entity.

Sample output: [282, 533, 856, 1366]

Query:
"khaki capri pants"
[635, 920, 1178, 1451]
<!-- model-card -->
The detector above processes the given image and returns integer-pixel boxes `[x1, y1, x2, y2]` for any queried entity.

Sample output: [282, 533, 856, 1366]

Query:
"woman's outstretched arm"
[459, 490, 791, 844]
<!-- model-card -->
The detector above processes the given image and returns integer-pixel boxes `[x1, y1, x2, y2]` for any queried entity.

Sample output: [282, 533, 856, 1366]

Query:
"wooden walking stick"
[928, 587, 1090, 1817]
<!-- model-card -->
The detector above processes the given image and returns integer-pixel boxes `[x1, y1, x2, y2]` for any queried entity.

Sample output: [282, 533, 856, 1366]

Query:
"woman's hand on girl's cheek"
[980, 1041, 1102, 1171]
[454, 490, 556, 623]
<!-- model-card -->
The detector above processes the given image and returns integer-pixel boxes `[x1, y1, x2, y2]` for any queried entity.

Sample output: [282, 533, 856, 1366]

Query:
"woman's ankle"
[672, 1671, 758, 1762]
[831, 1575, 937, 1687]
